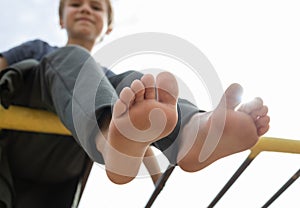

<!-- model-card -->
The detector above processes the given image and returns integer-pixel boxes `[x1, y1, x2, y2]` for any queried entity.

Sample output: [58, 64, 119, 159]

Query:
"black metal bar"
[262, 168, 300, 208]
[207, 156, 254, 208]
[145, 164, 176, 208]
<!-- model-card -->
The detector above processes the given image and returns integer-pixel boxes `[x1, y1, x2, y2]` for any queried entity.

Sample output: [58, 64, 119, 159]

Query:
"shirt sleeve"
[0, 39, 57, 66]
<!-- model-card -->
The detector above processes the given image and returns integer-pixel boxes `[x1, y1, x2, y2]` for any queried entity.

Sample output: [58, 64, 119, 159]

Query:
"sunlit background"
[1, 0, 300, 207]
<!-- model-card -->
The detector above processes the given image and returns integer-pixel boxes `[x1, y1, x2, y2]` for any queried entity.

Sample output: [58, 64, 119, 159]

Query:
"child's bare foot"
[102, 72, 178, 183]
[177, 83, 270, 172]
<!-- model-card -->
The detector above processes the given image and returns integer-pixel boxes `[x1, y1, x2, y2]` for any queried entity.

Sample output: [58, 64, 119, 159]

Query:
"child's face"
[60, 0, 111, 43]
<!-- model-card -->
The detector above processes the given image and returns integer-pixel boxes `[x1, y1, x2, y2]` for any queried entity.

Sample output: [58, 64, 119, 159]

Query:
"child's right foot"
[111, 72, 179, 144]
[102, 72, 179, 183]
[109, 72, 178, 144]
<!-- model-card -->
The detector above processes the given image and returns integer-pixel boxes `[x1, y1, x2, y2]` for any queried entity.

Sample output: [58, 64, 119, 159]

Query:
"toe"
[255, 115, 270, 136]
[257, 124, 270, 136]
[113, 99, 127, 118]
[119, 87, 135, 107]
[156, 71, 179, 105]
[238, 97, 263, 114]
[141, 74, 156, 99]
[219, 83, 243, 110]
[255, 115, 270, 128]
[250, 105, 268, 120]
[131, 79, 145, 102]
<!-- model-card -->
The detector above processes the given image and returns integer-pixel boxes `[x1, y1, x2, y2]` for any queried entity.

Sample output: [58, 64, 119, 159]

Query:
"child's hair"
[59, 0, 114, 29]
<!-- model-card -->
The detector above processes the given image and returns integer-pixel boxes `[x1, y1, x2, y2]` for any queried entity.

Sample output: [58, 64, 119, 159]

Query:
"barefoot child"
[0, 0, 270, 207]
[0, 0, 161, 207]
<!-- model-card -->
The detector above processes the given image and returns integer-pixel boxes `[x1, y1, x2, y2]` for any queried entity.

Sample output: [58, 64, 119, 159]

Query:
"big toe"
[156, 71, 179, 105]
[219, 83, 243, 110]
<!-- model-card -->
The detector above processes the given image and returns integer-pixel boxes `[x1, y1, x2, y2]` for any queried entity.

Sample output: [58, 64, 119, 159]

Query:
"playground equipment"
[1, 105, 299, 207]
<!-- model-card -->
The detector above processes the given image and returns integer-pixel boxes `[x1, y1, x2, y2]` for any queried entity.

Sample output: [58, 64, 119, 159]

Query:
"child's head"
[59, 0, 114, 49]
[59, 0, 114, 30]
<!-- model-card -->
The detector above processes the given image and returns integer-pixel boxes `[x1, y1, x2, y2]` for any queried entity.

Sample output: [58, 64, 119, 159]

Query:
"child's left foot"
[177, 83, 270, 172]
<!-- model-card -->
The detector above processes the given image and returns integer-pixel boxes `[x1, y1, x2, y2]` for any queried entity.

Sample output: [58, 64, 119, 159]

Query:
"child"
[0, 0, 270, 207]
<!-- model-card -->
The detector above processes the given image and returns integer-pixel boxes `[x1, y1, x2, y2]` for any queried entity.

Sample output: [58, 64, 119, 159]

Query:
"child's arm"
[143, 147, 162, 185]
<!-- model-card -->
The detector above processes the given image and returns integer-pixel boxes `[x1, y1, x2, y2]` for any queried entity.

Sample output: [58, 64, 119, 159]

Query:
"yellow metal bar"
[2, 106, 300, 157]
[249, 137, 300, 159]
[0, 105, 71, 135]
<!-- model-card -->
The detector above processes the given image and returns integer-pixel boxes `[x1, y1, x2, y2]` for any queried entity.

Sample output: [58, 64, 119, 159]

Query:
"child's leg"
[177, 83, 270, 172]
[17, 47, 175, 184]
[96, 72, 179, 184]
[27, 46, 118, 164]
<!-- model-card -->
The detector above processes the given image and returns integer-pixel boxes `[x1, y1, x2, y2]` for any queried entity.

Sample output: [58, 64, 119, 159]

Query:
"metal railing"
[207, 137, 300, 208]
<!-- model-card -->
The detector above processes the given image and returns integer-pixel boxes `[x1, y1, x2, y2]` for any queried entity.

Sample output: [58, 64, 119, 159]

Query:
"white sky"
[1, 0, 300, 207]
